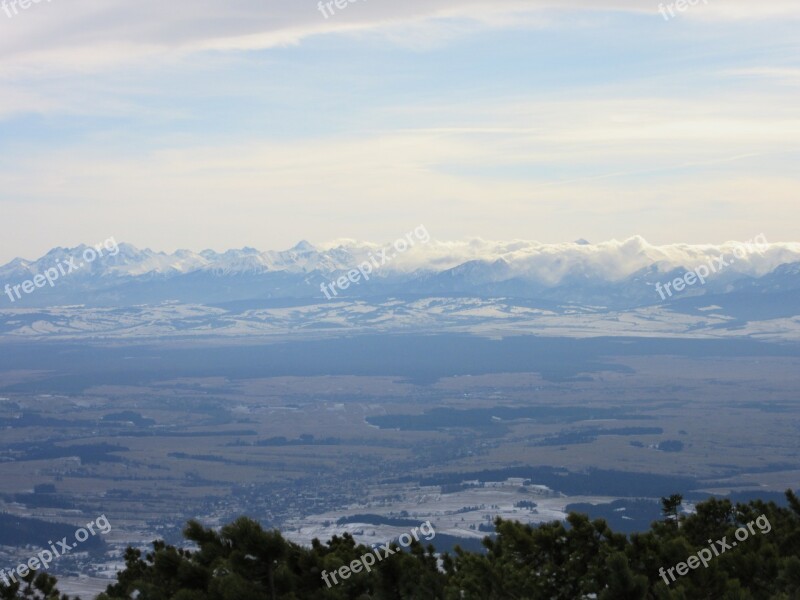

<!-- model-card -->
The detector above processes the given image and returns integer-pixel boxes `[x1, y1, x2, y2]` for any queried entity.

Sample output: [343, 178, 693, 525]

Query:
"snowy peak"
[2, 237, 800, 308]
[5, 237, 800, 281]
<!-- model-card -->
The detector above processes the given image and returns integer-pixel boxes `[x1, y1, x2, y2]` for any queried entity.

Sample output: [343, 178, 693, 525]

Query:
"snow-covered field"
[2, 298, 799, 342]
[283, 479, 615, 548]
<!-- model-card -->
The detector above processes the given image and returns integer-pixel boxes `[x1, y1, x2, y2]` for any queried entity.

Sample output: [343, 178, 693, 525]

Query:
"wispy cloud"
[1, 0, 798, 75]
[724, 67, 800, 86]
[0, 0, 798, 262]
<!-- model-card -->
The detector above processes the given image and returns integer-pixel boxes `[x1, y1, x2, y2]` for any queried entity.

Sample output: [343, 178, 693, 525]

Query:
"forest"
[3, 491, 799, 599]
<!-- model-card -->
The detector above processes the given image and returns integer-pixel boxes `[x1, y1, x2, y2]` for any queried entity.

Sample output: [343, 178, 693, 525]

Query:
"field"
[1, 334, 798, 592]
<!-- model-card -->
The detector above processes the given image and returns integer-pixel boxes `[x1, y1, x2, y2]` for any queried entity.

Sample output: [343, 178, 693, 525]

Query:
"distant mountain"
[1, 236, 799, 310]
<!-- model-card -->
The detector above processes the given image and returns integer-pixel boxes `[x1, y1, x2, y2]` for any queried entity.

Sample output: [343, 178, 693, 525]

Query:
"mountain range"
[2, 236, 800, 342]
[2, 236, 800, 309]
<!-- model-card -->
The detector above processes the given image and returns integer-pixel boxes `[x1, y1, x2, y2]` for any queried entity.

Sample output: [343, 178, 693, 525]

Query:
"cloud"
[1, 0, 798, 76]
[723, 67, 800, 86]
[1, 0, 798, 262]
[1, 88, 799, 262]
[374, 235, 800, 282]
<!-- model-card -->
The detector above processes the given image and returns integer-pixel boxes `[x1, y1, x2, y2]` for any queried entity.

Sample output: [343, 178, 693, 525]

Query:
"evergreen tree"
[5, 489, 795, 600]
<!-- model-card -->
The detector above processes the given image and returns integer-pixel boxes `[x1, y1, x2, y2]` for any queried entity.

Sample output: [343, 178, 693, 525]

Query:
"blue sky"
[0, 0, 798, 262]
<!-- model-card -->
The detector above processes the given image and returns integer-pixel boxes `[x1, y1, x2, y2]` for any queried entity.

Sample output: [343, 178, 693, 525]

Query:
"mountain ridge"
[2, 236, 800, 309]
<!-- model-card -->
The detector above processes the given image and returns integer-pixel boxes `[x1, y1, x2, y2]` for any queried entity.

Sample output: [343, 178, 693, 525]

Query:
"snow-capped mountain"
[2, 236, 800, 309]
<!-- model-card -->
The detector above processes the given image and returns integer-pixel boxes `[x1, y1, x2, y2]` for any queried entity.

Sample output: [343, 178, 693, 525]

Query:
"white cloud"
[1, 89, 799, 262]
[724, 67, 800, 86]
[1, 0, 798, 261]
[371, 235, 800, 282]
[0, 0, 797, 76]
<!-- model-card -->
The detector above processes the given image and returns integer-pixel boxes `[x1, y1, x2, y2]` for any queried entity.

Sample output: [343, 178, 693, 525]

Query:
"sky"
[0, 0, 798, 263]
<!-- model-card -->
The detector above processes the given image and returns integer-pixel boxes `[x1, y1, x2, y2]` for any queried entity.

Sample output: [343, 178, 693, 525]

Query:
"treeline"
[417, 466, 698, 497]
[0, 514, 103, 551]
[3, 491, 800, 599]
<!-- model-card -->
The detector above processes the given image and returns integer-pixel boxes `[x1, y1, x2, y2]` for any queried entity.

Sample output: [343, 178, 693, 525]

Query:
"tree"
[661, 494, 683, 527]
[0, 569, 76, 600]
[15, 488, 799, 599]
